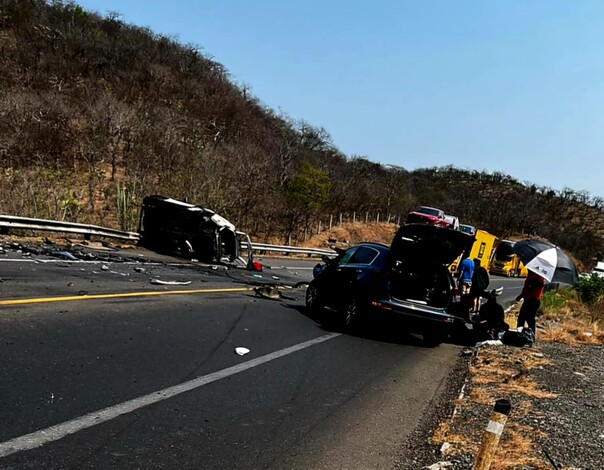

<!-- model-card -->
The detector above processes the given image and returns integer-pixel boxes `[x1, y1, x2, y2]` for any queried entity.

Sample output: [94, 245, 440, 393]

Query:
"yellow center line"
[0, 287, 254, 307]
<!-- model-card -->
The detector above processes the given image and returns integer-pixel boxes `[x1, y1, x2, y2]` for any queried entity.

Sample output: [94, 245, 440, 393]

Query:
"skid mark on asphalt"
[0, 333, 341, 459]
[0, 287, 253, 307]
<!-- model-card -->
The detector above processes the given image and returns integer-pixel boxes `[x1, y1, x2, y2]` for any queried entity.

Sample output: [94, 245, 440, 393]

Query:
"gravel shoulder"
[394, 341, 604, 470]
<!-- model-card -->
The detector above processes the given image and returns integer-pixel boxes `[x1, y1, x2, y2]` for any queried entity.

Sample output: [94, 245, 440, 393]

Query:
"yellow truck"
[489, 240, 528, 277]
[450, 229, 498, 273]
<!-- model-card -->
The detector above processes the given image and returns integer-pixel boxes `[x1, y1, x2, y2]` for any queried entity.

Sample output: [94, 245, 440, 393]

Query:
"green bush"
[540, 288, 578, 315]
[574, 275, 604, 306]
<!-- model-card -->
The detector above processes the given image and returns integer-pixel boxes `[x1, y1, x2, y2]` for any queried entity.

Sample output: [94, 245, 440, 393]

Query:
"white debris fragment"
[235, 347, 250, 356]
[476, 340, 503, 347]
[532, 353, 545, 358]
[426, 462, 453, 470]
[101, 265, 109, 271]
[583, 332, 593, 337]
[440, 442, 452, 455]
[150, 278, 192, 286]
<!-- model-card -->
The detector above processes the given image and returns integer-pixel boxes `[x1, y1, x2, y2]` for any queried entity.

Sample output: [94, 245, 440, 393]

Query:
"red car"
[406, 206, 449, 227]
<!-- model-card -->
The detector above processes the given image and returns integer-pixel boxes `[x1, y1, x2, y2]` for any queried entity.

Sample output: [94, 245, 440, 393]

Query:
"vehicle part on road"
[251, 261, 263, 272]
[253, 286, 296, 301]
[254, 286, 281, 300]
[235, 347, 250, 356]
[49, 250, 78, 261]
[149, 278, 192, 286]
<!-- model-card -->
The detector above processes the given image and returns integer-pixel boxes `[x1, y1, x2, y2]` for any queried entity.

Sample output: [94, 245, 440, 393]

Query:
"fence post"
[365, 212, 369, 223]
[353, 211, 356, 223]
[318, 220, 322, 234]
[329, 215, 333, 230]
[376, 213, 380, 223]
[473, 399, 511, 470]
[339, 213, 343, 225]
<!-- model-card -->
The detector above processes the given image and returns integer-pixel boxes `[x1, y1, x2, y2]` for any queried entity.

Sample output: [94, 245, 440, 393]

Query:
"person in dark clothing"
[473, 288, 509, 341]
[516, 270, 546, 334]
[469, 258, 490, 313]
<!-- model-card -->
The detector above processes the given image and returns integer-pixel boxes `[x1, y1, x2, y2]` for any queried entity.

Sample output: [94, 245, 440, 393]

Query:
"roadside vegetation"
[429, 279, 604, 469]
[537, 275, 604, 344]
[1, 0, 604, 267]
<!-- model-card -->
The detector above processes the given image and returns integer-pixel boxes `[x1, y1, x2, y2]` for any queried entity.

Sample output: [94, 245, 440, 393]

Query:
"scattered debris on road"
[49, 250, 78, 261]
[252, 286, 297, 301]
[254, 286, 281, 300]
[235, 347, 250, 356]
[149, 278, 192, 286]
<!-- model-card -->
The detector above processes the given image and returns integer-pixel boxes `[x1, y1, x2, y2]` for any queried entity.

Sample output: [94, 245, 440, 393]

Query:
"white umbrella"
[512, 239, 578, 285]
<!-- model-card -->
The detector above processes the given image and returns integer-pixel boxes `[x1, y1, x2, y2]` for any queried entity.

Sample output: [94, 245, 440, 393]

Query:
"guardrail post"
[473, 398, 511, 470]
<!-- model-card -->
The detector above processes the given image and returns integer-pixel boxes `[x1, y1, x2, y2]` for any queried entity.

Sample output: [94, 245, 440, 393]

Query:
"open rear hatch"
[389, 224, 475, 308]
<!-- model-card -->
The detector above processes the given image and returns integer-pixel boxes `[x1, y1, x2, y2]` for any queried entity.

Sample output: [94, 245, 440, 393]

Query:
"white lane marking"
[0, 333, 340, 459]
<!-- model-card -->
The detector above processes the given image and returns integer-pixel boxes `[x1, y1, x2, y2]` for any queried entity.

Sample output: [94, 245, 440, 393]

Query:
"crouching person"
[472, 288, 509, 341]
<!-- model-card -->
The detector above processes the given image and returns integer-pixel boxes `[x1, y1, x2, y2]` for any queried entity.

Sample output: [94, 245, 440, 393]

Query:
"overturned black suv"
[138, 195, 251, 265]
[305, 223, 475, 345]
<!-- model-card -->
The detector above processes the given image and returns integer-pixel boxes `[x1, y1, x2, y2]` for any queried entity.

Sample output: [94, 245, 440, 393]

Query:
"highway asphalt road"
[0, 247, 524, 469]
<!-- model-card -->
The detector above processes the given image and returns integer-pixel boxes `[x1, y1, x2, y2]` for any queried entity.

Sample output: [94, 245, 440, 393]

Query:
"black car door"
[329, 245, 383, 308]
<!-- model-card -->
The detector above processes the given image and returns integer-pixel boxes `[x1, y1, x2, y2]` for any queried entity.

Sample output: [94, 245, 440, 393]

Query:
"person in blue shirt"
[457, 255, 475, 297]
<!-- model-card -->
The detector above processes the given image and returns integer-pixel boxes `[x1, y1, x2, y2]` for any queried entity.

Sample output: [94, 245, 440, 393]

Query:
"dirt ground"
[394, 325, 604, 470]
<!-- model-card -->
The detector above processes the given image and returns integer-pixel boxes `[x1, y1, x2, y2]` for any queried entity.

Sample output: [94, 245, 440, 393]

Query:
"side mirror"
[321, 254, 332, 263]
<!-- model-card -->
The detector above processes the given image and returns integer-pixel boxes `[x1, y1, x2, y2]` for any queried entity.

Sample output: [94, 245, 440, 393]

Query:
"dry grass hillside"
[1, 1, 604, 265]
[303, 222, 399, 250]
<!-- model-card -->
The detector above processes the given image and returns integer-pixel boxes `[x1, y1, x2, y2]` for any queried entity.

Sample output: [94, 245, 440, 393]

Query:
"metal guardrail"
[0, 214, 337, 256]
[242, 241, 336, 257]
[0, 215, 140, 241]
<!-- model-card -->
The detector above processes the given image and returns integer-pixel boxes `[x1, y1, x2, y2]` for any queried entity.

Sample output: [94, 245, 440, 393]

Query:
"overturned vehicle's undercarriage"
[138, 195, 251, 266]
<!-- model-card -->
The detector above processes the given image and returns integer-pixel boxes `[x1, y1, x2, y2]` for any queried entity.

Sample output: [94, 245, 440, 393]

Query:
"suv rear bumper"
[370, 299, 460, 335]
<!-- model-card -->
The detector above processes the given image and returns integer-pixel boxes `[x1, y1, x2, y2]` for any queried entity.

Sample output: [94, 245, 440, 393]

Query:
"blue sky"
[76, 1, 604, 199]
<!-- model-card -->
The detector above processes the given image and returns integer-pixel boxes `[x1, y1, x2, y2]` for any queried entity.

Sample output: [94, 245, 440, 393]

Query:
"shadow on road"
[284, 303, 440, 348]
